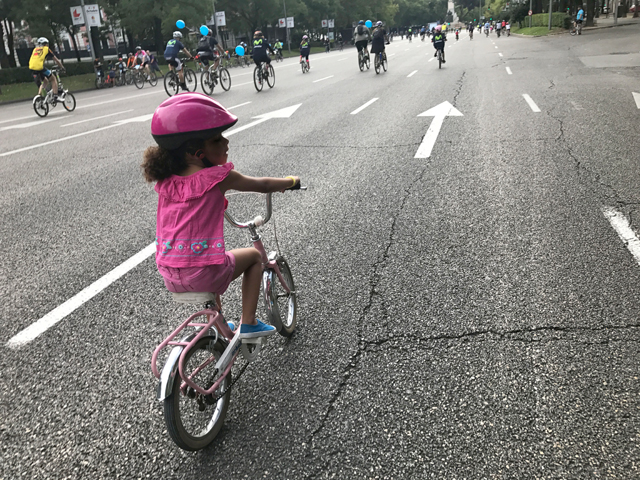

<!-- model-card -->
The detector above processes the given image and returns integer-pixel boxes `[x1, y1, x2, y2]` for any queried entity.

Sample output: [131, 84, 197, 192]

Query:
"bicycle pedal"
[241, 337, 267, 345]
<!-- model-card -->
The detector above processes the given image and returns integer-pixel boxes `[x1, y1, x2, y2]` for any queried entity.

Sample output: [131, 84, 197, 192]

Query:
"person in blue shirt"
[164, 31, 193, 91]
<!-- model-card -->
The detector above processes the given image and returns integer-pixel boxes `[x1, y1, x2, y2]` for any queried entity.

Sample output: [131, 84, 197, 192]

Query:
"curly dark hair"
[141, 139, 204, 182]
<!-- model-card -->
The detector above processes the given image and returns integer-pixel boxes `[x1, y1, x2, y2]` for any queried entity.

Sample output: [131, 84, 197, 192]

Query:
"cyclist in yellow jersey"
[29, 37, 65, 99]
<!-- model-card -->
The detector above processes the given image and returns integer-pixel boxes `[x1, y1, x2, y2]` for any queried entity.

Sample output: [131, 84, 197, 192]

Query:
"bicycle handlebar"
[224, 186, 306, 229]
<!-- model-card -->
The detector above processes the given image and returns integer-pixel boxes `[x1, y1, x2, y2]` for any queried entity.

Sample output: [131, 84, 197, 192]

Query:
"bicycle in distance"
[132, 64, 158, 89]
[201, 62, 231, 95]
[300, 56, 310, 73]
[253, 61, 275, 92]
[164, 58, 198, 97]
[358, 48, 370, 71]
[151, 187, 304, 451]
[33, 67, 76, 117]
[374, 51, 388, 74]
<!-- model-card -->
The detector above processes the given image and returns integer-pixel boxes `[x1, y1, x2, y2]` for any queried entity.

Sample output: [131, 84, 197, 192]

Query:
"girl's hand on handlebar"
[281, 176, 301, 192]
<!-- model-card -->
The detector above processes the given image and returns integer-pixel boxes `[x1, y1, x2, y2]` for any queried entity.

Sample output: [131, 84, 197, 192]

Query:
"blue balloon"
[365, 20, 372, 28]
[235, 45, 245, 56]
[200, 25, 209, 36]
[176, 19, 185, 29]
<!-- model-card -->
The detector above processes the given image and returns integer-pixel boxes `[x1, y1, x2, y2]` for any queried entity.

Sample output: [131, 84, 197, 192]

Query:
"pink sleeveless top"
[155, 163, 233, 267]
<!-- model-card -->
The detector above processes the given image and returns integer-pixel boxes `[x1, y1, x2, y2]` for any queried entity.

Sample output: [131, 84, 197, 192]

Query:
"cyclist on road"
[134, 46, 152, 79]
[252, 31, 274, 74]
[576, 6, 585, 33]
[29, 37, 65, 100]
[431, 25, 446, 63]
[143, 93, 301, 338]
[299, 35, 311, 69]
[273, 39, 283, 59]
[197, 28, 225, 70]
[353, 20, 371, 59]
[370, 21, 388, 58]
[126, 52, 136, 69]
[420, 25, 427, 40]
[495, 20, 502, 37]
[164, 31, 194, 92]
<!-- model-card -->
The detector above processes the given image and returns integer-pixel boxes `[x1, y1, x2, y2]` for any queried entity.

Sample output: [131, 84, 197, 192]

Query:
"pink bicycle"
[151, 187, 304, 451]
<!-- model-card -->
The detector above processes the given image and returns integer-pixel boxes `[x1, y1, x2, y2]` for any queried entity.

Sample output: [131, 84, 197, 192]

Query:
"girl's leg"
[229, 248, 262, 325]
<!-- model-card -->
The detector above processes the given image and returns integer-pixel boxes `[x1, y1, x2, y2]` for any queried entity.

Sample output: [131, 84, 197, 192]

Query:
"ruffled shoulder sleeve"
[155, 163, 234, 202]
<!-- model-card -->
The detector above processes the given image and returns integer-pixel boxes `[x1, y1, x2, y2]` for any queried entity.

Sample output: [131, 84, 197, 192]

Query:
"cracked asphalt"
[1, 24, 639, 479]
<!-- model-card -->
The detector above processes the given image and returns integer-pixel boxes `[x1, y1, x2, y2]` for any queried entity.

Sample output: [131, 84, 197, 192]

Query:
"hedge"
[526, 13, 572, 28]
[0, 60, 95, 85]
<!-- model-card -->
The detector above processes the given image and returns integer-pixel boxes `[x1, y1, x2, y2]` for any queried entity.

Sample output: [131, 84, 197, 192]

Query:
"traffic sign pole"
[283, 0, 291, 52]
[80, 0, 96, 68]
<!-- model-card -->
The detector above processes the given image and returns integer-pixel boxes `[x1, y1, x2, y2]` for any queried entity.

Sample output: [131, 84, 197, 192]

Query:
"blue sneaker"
[227, 321, 236, 332]
[240, 319, 276, 338]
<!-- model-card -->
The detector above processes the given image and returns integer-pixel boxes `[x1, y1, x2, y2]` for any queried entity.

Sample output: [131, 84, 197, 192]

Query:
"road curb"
[0, 86, 98, 107]
[511, 20, 639, 37]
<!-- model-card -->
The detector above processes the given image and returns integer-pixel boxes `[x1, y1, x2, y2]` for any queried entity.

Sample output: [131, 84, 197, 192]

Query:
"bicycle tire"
[359, 55, 364, 72]
[219, 68, 231, 91]
[33, 96, 49, 117]
[164, 72, 179, 97]
[253, 66, 263, 91]
[149, 72, 158, 87]
[266, 257, 297, 337]
[201, 70, 214, 95]
[95, 78, 103, 90]
[365, 56, 370, 70]
[382, 53, 387, 72]
[301, 61, 306, 74]
[62, 92, 76, 112]
[184, 69, 197, 92]
[374, 55, 380, 74]
[125, 70, 133, 85]
[266, 65, 275, 88]
[164, 337, 231, 451]
[439, 53, 442, 69]
[133, 72, 144, 89]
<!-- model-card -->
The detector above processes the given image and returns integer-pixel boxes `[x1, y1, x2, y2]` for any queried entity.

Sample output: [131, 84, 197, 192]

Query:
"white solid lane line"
[351, 98, 379, 115]
[407, 70, 418, 77]
[602, 207, 640, 266]
[428, 57, 435, 62]
[338, 58, 348, 61]
[7, 244, 157, 348]
[522, 94, 541, 112]
[76, 89, 164, 110]
[61, 109, 134, 127]
[313, 75, 334, 83]
[0, 117, 67, 131]
[506, 67, 513, 75]
[633, 92, 640, 109]
[228, 101, 251, 110]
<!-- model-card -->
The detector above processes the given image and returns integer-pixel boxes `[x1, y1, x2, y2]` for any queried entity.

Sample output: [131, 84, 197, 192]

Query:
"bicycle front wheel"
[164, 337, 231, 451]
[33, 97, 49, 117]
[62, 92, 76, 112]
[184, 69, 197, 92]
[201, 70, 214, 95]
[266, 65, 275, 88]
[264, 256, 297, 337]
[219, 68, 231, 91]
[253, 66, 263, 91]
[133, 72, 144, 89]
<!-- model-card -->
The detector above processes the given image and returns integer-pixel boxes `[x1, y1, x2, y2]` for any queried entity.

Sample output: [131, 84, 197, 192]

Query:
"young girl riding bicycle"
[142, 93, 300, 338]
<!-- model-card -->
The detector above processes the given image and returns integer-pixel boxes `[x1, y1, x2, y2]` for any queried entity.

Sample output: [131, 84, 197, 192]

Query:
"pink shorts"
[157, 251, 236, 295]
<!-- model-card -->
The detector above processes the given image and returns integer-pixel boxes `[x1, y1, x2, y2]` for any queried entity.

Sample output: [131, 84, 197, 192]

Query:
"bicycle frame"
[152, 192, 293, 400]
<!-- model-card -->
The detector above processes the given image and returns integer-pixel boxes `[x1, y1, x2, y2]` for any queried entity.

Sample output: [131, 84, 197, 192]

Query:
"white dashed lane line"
[602, 207, 640, 266]
[522, 94, 541, 112]
[351, 98, 379, 115]
[407, 70, 418, 77]
[506, 67, 512, 75]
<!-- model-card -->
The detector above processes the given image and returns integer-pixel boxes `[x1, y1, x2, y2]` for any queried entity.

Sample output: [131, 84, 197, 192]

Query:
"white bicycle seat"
[171, 292, 216, 305]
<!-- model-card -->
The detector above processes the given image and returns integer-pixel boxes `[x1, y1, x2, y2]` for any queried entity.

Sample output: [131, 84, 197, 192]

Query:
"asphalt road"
[1, 24, 639, 479]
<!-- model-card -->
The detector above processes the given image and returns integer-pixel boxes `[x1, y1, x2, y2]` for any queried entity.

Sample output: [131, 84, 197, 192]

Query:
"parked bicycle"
[151, 188, 304, 451]
[132, 65, 157, 89]
[253, 61, 275, 92]
[201, 63, 231, 95]
[374, 51, 387, 74]
[33, 68, 76, 117]
[358, 48, 370, 72]
[164, 60, 198, 97]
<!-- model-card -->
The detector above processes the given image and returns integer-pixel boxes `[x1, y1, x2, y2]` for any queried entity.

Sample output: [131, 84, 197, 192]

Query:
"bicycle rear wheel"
[201, 70, 214, 95]
[33, 97, 49, 117]
[149, 72, 158, 87]
[219, 68, 231, 91]
[62, 92, 76, 112]
[358, 55, 364, 72]
[365, 55, 370, 70]
[253, 66, 263, 91]
[184, 69, 197, 92]
[266, 65, 275, 88]
[382, 53, 387, 72]
[438, 53, 442, 69]
[164, 337, 231, 451]
[164, 72, 178, 96]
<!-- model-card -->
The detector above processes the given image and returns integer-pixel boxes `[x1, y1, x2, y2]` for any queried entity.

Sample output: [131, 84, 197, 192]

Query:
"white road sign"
[215, 11, 226, 26]
[287, 17, 294, 28]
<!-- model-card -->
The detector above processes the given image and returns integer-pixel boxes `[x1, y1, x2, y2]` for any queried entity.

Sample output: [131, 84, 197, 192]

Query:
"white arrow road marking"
[407, 70, 418, 77]
[633, 92, 640, 109]
[5, 103, 303, 347]
[61, 110, 134, 127]
[351, 98, 378, 115]
[602, 207, 640, 266]
[506, 67, 512, 75]
[226, 103, 302, 136]
[415, 101, 463, 159]
[522, 94, 541, 112]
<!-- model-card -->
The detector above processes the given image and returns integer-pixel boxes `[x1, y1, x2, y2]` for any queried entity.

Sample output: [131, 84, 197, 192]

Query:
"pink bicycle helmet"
[151, 93, 238, 150]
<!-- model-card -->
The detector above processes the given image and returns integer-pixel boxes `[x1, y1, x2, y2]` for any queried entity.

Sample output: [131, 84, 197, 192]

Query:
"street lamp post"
[80, 0, 96, 69]
[283, 0, 291, 52]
